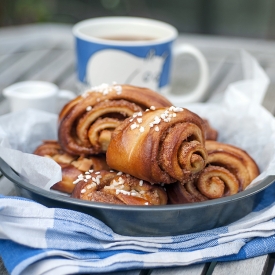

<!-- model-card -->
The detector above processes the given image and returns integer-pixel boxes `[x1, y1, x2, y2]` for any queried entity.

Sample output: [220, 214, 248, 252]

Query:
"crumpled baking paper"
[0, 111, 61, 190]
[0, 51, 273, 191]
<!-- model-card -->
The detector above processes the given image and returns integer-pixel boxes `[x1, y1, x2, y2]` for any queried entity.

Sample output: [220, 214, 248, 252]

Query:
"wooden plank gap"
[267, 253, 275, 275]
[205, 262, 217, 275]
[139, 269, 152, 275]
[0, 258, 9, 275]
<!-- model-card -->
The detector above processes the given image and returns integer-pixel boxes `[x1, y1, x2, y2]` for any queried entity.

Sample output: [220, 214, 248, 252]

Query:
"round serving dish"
[1, 157, 274, 237]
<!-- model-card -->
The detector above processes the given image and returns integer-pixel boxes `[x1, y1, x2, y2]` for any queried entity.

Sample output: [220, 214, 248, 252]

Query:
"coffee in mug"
[73, 17, 209, 105]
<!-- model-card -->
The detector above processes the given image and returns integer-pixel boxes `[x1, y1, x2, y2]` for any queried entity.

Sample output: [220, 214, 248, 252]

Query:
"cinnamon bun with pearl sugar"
[71, 170, 168, 205]
[33, 140, 109, 194]
[106, 106, 208, 184]
[58, 84, 172, 156]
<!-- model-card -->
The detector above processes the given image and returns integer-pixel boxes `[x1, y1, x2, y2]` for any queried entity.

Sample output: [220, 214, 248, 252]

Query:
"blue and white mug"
[73, 17, 209, 104]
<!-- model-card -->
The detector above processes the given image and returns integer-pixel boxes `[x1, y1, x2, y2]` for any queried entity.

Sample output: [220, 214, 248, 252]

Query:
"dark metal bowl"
[1, 157, 274, 237]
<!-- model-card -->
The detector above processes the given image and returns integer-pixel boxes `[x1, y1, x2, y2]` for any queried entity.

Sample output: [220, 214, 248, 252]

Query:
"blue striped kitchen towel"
[1, 181, 275, 275]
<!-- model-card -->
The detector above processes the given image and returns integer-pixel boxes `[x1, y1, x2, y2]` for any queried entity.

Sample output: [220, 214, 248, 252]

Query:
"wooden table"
[1, 23, 275, 275]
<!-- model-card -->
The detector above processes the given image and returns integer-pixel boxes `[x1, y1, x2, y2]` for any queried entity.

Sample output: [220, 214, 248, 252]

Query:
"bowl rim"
[1, 157, 274, 212]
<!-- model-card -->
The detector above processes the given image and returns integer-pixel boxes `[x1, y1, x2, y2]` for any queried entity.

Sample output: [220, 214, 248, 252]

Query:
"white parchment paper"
[0, 111, 61, 190]
[0, 51, 274, 191]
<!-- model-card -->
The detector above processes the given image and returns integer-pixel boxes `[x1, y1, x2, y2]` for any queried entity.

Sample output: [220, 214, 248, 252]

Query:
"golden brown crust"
[196, 165, 239, 198]
[205, 140, 259, 190]
[58, 84, 172, 156]
[51, 164, 82, 194]
[33, 140, 65, 157]
[50, 155, 109, 194]
[33, 141, 110, 194]
[71, 170, 168, 205]
[167, 141, 260, 204]
[34, 140, 76, 164]
[203, 119, 218, 140]
[106, 106, 208, 184]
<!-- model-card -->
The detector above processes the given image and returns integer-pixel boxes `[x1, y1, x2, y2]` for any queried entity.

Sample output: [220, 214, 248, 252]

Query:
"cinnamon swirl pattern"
[106, 106, 208, 184]
[167, 140, 260, 204]
[34, 140, 109, 193]
[58, 84, 172, 156]
[71, 170, 168, 205]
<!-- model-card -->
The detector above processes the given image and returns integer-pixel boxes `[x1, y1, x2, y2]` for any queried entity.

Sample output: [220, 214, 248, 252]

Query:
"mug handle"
[57, 90, 76, 112]
[167, 44, 209, 104]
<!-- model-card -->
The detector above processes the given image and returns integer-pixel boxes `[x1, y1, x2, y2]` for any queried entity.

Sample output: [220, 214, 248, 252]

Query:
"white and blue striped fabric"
[1, 181, 275, 275]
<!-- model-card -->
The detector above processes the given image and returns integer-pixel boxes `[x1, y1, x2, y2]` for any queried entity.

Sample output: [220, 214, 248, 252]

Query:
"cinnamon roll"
[205, 140, 259, 190]
[203, 119, 218, 140]
[71, 170, 168, 205]
[33, 140, 75, 164]
[167, 140, 260, 204]
[106, 106, 208, 184]
[33, 140, 109, 193]
[58, 84, 172, 156]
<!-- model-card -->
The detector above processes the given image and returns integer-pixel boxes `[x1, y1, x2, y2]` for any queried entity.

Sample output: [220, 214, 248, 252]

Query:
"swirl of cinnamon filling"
[58, 84, 172, 156]
[106, 106, 208, 184]
[33, 140, 109, 194]
[71, 170, 168, 205]
[205, 140, 259, 190]
[167, 140, 260, 204]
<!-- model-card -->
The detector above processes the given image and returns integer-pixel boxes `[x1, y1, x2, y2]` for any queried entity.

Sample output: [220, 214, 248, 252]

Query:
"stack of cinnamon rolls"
[34, 84, 260, 206]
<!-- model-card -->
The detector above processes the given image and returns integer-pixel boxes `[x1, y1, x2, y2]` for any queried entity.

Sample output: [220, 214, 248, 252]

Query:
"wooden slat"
[212, 255, 269, 275]
[0, 49, 54, 91]
[177, 34, 275, 56]
[0, 24, 73, 51]
[150, 264, 207, 275]
[0, 42, 25, 55]
[29, 50, 74, 83]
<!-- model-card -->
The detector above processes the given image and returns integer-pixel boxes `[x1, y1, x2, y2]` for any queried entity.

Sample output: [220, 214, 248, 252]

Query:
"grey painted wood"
[150, 264, 207, 275]
[0, 24, 73, 49]
[29, 50, 74, 83]
[212, 255, 269, 275]
[0, 50, 53, 90]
